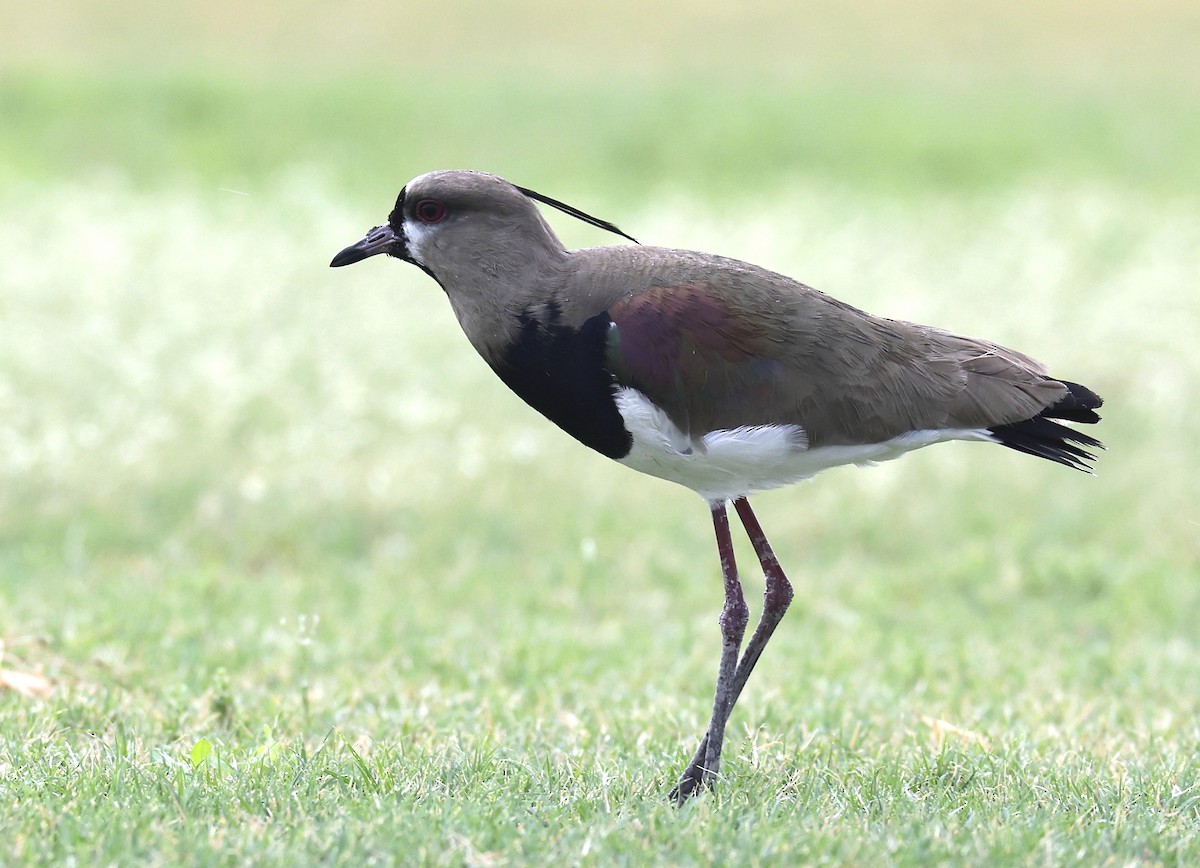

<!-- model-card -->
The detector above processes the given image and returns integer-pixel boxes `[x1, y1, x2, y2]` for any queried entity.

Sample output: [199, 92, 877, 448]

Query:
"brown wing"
[605, 279, 1069, 447]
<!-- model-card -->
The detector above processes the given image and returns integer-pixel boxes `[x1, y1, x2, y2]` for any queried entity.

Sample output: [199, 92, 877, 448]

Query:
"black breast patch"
[489, 305, 633, 460]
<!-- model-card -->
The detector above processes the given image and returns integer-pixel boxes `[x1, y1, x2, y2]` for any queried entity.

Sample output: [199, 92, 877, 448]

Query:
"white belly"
[612, 387, 991, 502]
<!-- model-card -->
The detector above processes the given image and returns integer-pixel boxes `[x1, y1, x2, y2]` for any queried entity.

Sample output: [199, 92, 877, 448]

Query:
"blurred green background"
[2, 0, 1199, 863]
[3, 0, 1199, 197]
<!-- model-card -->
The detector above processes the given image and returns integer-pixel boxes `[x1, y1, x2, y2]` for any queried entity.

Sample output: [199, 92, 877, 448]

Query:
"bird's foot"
[668, 735, 716, 805]
[668, 767, 714, 805]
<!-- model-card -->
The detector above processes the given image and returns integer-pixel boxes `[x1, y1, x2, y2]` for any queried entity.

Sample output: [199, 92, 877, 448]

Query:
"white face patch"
[612, 387, 992, 502]
[402, 219, 436, 267]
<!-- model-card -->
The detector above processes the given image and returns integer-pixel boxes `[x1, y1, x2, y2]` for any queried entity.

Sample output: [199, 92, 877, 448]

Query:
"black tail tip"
[988, 379, 1104, 472]
[1046, 380, 1103, 424]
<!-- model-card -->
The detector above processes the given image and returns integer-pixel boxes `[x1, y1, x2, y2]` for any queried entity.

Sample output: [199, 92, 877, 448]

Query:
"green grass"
[2, 175, 1198, 862]
[4, 70, 1200, 202]
[5, 0, 1199, 202]
[3, 0, 1199, 862]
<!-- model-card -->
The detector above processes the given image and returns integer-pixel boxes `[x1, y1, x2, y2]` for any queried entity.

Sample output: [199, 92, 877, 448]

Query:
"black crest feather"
[515, 185, 639, 245]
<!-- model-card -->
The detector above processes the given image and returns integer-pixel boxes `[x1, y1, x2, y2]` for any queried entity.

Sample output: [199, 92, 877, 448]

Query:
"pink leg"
[670, 500, 748, 803]
[671, 497, 794, 804]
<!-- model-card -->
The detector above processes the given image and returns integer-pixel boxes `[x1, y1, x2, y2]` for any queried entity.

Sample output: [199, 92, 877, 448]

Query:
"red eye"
[414, 199, 448, 224]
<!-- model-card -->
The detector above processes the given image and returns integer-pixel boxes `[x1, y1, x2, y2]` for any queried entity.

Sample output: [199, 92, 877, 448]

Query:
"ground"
[1, 0, 1198, 863]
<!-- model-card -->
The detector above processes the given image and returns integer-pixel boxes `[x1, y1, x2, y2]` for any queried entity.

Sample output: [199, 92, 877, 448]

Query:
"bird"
[330, 169, 1103, 803]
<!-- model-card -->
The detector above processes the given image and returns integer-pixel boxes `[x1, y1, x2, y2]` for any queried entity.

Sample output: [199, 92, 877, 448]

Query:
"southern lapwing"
[331, 169, 1103, 803]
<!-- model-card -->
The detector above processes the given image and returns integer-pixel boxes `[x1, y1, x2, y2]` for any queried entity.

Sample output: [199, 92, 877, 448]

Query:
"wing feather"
[604, 279, 1070, 447]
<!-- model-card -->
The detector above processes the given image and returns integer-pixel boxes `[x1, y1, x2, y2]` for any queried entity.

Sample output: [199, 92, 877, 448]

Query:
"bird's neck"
[442, 250, 575, 366]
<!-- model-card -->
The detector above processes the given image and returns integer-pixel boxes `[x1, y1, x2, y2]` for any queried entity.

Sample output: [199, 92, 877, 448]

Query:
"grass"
[3, 0, 1199, 862]
[2, 174, 1198, 863]
[4, 70, 1200, 204]
[3, 3, 1200, 200]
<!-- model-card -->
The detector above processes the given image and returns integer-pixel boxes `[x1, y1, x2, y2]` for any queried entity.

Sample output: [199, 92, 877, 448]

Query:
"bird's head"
[330, 170, 637, 288]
